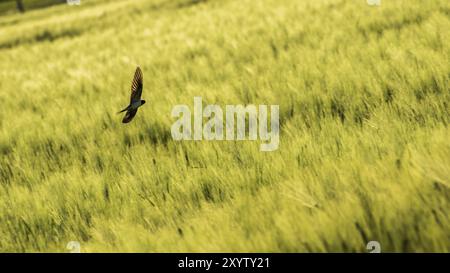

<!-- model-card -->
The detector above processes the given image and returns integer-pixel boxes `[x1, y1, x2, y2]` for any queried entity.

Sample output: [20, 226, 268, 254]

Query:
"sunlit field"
[0, 0, 449, 252]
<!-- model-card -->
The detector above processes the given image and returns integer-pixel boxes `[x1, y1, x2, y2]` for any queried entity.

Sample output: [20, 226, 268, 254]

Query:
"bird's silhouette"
[118, 66, 145, 123]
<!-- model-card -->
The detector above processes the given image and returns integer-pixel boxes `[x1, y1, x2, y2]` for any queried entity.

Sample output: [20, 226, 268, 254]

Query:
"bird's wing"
[122, 109, 138, 123]
[129, 66, 143, 104]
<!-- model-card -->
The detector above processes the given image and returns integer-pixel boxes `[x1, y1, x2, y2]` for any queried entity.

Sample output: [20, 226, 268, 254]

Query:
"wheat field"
[0, 0, 449, 252]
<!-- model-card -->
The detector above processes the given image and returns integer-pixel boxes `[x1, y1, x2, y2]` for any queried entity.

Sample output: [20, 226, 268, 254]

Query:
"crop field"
[0, 0, 449, 252]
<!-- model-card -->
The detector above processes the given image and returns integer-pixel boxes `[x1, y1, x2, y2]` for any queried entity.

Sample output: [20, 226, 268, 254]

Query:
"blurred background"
[0, 0, 69, 15]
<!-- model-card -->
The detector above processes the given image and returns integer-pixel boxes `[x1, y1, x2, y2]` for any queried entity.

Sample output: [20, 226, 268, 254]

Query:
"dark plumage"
[118, 66, 146, 123]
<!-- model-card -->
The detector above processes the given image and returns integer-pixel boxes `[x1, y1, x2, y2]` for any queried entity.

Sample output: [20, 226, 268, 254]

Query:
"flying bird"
[118, 66, 145, 123]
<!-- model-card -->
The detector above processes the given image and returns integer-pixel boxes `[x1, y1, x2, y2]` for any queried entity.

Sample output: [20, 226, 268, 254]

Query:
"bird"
[118, 66, 146, 123]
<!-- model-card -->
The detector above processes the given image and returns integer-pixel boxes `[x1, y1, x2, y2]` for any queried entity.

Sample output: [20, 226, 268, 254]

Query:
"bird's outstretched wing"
[129, 66, 143, 104]
[122, 109, 138, 123]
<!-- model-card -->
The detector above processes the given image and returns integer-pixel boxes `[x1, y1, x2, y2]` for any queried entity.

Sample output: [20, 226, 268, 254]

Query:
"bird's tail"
[117, 105, 130, 114]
